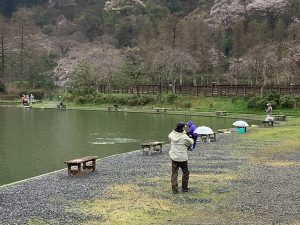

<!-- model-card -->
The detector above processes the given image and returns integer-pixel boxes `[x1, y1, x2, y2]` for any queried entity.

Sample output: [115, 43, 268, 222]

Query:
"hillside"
[0, 0, 299, 94]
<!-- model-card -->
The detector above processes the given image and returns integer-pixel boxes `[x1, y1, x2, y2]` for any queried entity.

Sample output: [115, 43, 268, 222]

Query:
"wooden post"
[78, 163, 82, 175]
[92, 159, 96, 171]
[67, 164, 72, 176]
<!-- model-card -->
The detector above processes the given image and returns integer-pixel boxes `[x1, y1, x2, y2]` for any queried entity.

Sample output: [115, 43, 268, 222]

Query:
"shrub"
[93, 94, 103, 104]
[75, 96, 87, 104]
[114, 96, 127, 105]
[126, 95, 140, 106]
[265, 90, 280, 105]
[243, 93, 256, 102]
[139, 95, 156, 105]
[247, 96, 262, 108]
[75, 94, 95, 104]
[184, 102, 192, 109]
[61, 92, 74, 102]
[164, 94, 180, 104]
[84, 94, 95, 103]
[91, 94, 128, 105]
[0, 81, 5, 92]
[231, 96, 243, 103]
[257, 98, 269, 109]
[280, 95, 296, 108]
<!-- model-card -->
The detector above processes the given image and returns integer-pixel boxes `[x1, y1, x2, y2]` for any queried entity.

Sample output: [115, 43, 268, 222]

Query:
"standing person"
[30, 94, 34, 102]
[168, 122, 194, 194]
[25, 94, 30, 104]
[266, 103, 273, 116]
[265, 103, 274, 127]
[187, 120, 198, 150]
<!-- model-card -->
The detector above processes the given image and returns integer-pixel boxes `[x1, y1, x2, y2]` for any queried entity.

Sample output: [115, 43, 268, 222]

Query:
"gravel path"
[0, 132, 299, 225]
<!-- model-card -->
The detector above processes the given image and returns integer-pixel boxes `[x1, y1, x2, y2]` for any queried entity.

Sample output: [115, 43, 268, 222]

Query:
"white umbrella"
[194, 126, 214, 135]
[233, 120, 249, 127]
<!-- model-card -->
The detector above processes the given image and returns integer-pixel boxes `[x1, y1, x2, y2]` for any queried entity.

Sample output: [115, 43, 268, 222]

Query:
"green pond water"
[0, 106, 256, 186]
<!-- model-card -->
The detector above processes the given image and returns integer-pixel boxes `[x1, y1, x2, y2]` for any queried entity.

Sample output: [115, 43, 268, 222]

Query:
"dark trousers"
[192, 136, 197, 149]
[171, 160, 190, 191]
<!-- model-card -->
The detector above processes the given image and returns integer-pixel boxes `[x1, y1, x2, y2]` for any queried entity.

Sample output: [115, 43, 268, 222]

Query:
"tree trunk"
[260, 59, 267, 97]
[172, 73, 176, 94]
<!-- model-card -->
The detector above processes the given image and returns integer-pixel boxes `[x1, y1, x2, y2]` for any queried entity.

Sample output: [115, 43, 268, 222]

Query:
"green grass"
[3, 95, 300, 116]
[78, 171, 239, 225]
[232, 117, 300, 164]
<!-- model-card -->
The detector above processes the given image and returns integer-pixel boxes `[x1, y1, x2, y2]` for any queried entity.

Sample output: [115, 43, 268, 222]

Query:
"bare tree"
[152, 48, 198, 93]
[54, 42, 124, 89]
[243, 45, 277, 95]
[276, 44, 300, 85]
[180, 13, 211, 85]
[157, 14, 181, 49]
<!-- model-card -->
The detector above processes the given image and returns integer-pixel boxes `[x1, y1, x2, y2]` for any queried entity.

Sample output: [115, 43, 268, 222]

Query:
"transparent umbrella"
[194, 126, 214, 135]
[233, 120, 249, 127]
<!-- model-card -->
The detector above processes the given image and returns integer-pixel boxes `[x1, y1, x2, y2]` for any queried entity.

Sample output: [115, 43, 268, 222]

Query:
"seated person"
[187, 120, 198, 150]
[21, 95, 29, 106]
[57, 101, 66, 108]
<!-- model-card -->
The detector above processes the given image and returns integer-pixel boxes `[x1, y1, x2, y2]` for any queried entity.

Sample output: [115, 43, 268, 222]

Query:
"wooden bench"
[262, 120, 274, 127]
[274, 115, 286, 121]
[216, 111, 227, 116]
[141, 141, 163, 155]
[155, 108, 167, 113]
[199, 133, 216, 143]
[108, 105, 118, 111]
[64, 156, 97, 176]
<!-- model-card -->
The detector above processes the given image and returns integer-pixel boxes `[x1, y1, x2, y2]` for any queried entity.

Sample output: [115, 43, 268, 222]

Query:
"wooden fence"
[1, 85, 299, 100]
[97, 84, 300, 97]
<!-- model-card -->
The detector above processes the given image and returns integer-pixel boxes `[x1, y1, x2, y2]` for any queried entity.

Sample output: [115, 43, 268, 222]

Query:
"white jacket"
[168, 130, 194, 162]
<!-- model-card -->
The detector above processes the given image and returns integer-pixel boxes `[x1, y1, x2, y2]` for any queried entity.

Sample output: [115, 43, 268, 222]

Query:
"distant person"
[21, 94, 29, 106]
[187, 120, 198, 150]
[26, 94, 30, 103]
[21, 94, 25, 104]
[30, 94, 34, 102]
[265, 115, 274, 127]
[57, 101, 66, 108]
[168, 122, 194, 194]
[266, 103, 273, 116]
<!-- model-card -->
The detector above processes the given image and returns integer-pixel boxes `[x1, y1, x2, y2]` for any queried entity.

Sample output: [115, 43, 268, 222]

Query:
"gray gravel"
[0, 132, 299, 225]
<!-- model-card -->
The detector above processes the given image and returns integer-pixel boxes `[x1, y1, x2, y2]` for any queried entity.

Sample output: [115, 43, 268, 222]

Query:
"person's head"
[267, 103, 271, 107]
[187, 120, 193, 127]
[175, 122, 186, 133]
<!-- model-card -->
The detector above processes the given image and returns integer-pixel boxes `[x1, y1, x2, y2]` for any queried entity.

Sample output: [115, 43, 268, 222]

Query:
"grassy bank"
[9, 94, 300, 117]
